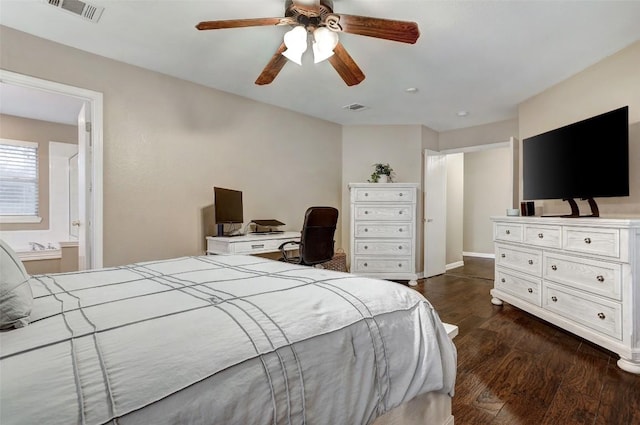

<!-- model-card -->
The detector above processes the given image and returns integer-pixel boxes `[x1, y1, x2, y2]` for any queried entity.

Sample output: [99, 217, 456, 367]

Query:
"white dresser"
[491, 216, 640, 374]
[349, 183, 420, 286]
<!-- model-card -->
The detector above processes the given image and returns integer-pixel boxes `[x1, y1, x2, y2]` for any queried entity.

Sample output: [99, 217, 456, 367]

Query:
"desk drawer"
[354, 222, 412, 238]
[354, 205, 413, 221]
[352, 187, 415, 203]
[231, 239, 295, 254]
[354, 239, 412, 256]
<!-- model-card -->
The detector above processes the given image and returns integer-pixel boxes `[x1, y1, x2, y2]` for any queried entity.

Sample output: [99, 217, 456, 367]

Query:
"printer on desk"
[250, 219, 285, 234]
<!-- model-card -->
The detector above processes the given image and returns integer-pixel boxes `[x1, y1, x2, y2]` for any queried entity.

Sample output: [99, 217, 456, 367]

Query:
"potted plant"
[368, 163, 394, 183]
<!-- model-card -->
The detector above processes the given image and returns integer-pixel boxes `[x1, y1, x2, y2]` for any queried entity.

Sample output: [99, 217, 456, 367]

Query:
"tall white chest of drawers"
[491, 216, 640, 374]
[349, 183, 420, 286]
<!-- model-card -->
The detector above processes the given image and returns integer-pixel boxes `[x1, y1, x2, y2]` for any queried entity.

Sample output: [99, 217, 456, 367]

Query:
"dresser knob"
[364, 211, 369, 215]
[501, 278, 506, 283]
[538, 233, 544, 239]
[528, 259, 534, 265]
[598, 312, 606, 320]
[501, 253, 506, 258]
[399, 193, 403, 197]
[364, 228, 369, 232]
[364, 246, 368, 250]
[551, 296, 558, 302]
[596, 275, 605, 282]
[399, 211, 403, 215]
[398, 246, 403, 250]
[584, 237, 592, 244]
[364, 193, 369, 197]
[506, 230, 511, 235]
[399, 228, 403, 232]
[551, 265, 557, 271]
[528, 288, 533, 293]
[363, 262, 368, 267]
[398, 263, 402, 268]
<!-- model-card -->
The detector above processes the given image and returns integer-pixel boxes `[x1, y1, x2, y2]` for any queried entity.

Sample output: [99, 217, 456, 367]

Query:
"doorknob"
[71, 220, 81, 227]
[427, 218, 434, 222]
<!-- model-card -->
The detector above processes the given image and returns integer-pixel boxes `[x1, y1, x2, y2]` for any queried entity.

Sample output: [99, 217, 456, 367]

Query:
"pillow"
[0, 239, 33, 329]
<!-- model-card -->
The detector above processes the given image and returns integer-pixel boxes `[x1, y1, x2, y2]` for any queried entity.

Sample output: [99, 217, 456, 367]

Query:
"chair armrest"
[278, 240, 300, 262]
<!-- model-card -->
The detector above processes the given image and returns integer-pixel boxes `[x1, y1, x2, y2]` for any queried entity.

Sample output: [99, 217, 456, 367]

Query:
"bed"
[0, 240, 456, 425]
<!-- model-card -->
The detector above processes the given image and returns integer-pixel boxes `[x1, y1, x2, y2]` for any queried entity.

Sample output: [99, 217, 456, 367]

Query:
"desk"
[206, 232, 301, 255]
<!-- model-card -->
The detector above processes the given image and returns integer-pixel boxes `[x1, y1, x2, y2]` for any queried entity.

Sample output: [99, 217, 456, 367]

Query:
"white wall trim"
[463, 251, 495, 259]
[439, 140, 512, 155]
[446, 260, 464, 270]
[0, 69, 104, 269]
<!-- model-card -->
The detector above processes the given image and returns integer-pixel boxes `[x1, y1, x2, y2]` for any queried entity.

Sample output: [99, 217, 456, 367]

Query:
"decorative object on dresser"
[349, 183, 420, 286]
[368, 163, 395, 183]
[491, 216, 640, 374]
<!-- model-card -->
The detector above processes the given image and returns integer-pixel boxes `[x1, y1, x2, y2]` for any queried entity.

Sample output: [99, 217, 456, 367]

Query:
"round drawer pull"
[398, 246, 403, 250]
[399, 193, 403, 197]
[528, 259, 534, 265]
[399, 211, 403, 215]
[584, 237, 592, 244]
[501, 253, 506, 258]
[398, 263, 402, 268]
[551, 296, 558, 302]
[596, 275, 605, 282]
[363, 262, 368, 267]
[364, 211, 369, 215]
[364, 246, 368, 250]
[598, 312, 606, 320]
[538, 233, 544, 239]
[399, 228, 403, 232]
[551, 265, 557, 271]
[527, 288, 533, 293]
[506, 230, 511, 235]
[501, 278, 506, 283]
[364, 228, 369, 232]
[364, 193, 369, 197]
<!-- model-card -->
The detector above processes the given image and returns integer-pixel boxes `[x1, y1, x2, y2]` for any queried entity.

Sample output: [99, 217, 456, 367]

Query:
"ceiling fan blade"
[329, 14, 420, 44]
[328, 42, 365, 87]
[255, 43, 289, 85]
[196, 17, 291, 30]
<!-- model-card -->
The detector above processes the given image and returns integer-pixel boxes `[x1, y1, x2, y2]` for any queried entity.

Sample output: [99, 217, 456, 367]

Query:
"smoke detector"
[342, 103, 369, 112]
[43, 0, 104, 23]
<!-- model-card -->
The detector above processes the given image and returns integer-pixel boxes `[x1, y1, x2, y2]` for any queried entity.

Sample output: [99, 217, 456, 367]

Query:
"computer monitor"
[214, 187, 243, 225]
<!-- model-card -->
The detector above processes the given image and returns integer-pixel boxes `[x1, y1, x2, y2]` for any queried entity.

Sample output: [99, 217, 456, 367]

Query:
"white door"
[424, 150, 447, 277]
[77, 103, 91, 270]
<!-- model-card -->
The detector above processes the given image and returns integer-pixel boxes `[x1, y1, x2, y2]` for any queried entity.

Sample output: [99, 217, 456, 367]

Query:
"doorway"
[0, 70, 104, 268]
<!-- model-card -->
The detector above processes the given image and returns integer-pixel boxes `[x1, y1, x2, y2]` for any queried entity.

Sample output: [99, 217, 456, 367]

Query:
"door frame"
[0, 69, 104, 268]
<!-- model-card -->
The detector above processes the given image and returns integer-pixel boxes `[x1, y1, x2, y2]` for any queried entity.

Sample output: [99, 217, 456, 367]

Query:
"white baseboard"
[462, 251, 495, 259]
[446, 261, 464, 270]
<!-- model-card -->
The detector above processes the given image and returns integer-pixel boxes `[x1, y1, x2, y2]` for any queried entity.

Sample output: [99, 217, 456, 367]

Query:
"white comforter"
[0, 255, 456, 425]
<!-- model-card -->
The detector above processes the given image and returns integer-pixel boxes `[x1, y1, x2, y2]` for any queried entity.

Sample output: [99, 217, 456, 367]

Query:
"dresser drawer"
[352, 257, 413, 273]
[354, 239, 412, 256]
[524, 224, 562, 249]
[543, 252, 622, 300]
[352, 187, 415, 203]
[495, 244, 542, 276]
[494, 222, 523, 243]
[563, 226, 620, 258]
[354, 222, 412, 238]
[544, 282, 622, 340]
[495, 268, 542, 306]
[354, 205, 413, 221]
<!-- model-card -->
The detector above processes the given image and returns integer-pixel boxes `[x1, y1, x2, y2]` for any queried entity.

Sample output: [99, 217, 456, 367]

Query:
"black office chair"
[279, 206, 339, 266]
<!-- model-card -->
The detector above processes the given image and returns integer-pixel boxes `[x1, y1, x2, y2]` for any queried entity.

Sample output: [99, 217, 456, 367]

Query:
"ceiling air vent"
[44, 0, 104, 23]
[342, 103, 369, 112]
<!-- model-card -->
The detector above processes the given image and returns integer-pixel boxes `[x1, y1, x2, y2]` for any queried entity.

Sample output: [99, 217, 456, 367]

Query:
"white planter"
[377, 175, 389, 183]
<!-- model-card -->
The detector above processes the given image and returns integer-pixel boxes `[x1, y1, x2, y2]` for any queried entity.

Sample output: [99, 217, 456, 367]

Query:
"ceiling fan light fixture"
[282, 25, 308, 66]
[312, 27, 339, 63]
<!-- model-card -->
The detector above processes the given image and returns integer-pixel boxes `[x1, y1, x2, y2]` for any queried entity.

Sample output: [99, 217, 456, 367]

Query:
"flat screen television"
[214, 187, 243, 226]
[522, 106, 629, 217]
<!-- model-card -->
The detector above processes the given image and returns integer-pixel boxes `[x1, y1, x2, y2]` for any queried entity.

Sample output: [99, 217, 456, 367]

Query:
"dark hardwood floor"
[413, 257, 640, 425]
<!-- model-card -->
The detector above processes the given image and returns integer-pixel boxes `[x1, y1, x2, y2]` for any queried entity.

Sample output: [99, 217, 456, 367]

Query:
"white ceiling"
[1, 0, 639, 131]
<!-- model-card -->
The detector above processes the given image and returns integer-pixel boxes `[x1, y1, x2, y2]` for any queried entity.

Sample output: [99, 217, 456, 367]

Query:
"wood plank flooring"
[412, 256, 640, 425]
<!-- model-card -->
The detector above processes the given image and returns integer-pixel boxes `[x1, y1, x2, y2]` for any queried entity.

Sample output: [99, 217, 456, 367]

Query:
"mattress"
[0, 255, 456, 425]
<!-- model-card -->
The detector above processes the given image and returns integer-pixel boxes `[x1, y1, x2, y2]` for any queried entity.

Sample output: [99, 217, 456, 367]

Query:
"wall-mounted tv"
[522, 106, 629, 217]
[214, 187, 243, 234]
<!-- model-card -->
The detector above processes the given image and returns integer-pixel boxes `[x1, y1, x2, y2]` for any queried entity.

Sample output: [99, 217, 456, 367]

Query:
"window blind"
[0, 140, 39, 216]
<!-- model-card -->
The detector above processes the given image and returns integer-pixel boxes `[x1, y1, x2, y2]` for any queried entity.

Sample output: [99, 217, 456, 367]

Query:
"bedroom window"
[0, 139, 42, 223]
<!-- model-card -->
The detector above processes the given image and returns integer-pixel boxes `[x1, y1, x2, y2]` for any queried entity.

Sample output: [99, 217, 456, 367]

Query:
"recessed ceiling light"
[457, 111, 469, 117]
[405, 87, 419, 94]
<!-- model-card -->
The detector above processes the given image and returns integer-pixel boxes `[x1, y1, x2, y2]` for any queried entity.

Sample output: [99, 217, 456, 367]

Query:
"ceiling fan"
[196, 0, 420, 86]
